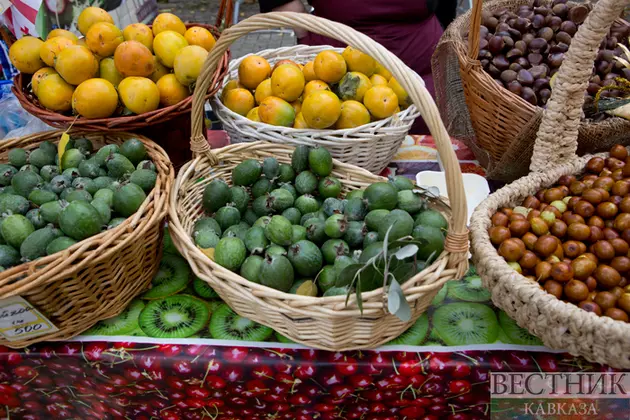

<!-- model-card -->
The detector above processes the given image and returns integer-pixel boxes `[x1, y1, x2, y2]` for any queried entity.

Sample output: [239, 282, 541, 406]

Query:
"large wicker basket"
[433, 0, 630, 182]
[11, 24, 229, 132]
[212, 46, 420, 175]
[471, 0, 630, 369]
[0, 130, 173, 348]
[169, 12, 469, 351]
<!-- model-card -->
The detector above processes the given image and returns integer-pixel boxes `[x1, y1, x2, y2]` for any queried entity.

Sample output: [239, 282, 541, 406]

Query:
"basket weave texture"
[11, 24, 229, 132]
[0, 131, 174, 348]
[471, 0, 630, 369]
[212, 44, 420, 175]
[433, 0, 630, 182]
[169, 12, 469, 351]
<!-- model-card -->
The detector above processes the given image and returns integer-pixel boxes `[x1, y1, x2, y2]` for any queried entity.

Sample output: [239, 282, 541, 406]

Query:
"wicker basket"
[169, 12, 469, 351]
[11, 24, 229, 132]
[471, 0, 630, 369]
[212, 46, 420, 175]
[433, 0, 630, 182]
[0, 130, 173, 348]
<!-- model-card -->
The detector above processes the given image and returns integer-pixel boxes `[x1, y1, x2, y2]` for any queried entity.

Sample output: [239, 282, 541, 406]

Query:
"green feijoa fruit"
[244, 226, 269, 254]
[0, 244, 20, 267]
[304, 218, 326, 244]
[106, 153, 135, 178]
[344, 197, 367, 221]
[39, 140, 57, 156]
[291, 145, 311, 174]
[215, 206, 241, 231]
[363, 231, 380, 248]
[1, 214, 35, 248]
[345, 189, 364, 200]
[295, 171, 318, 195]
[0, 186, 15, 195]
[252, 195, 273, 217]
[262, 157, 279, 179]
[321, 239, 350, 265]
[253, 216, 272, 229]
[278, 163, 295, 183]
[8, 149, 28, 168]
[287, 240, 322, 277]
[194, 229, 220, 249]
[0, 194, 30, 215]
[49, 175, 72, 194]
[62, 167, 80, 180]
[365, 209, 390, 231]
[397, 190, 426, 214]
[214, 237, 247, 271]
[195, 217, 222, 236]
[270, 188, 294, 212]
[318, 176, 342, 198]
[240, 255, 264, 283]
[137, 160, 156, 172]
[59, 201, 102, 240]
[230, 186, 250, 215]
[59, 188, 75, 201]
[20, 227, 62, 261]
[301, 210, 326, 226]
[308, 147, 333, 176]
[93, 189, 114, 207]
[73, 138, 94, 156]
[291, 225, 307, 244]
[46, 236, 78, 255]
[222, 222, 250, 241]
[202, 179, 231, 213]
[378, 209, 414, 241]
[119, 138, 147, 165]
[108, 218, 126, 229]
[412, 225, 445, 260]
[316, 265, 337, 293]
[264, 215, 292, 246]
[322, 197, 346, 217]
[295, 194, 320, 216]
[78, 158, 101, 179]
[266, 244, 286, 257]
[324, 214, 348, 238]
[243, 208, 259, 226]
[113, 183, 146, 217]
[0, 165, 17, 186]
[19, 164, 39, 174]
[364, 182, 398, 211]
[28, 188, 58, 206]
[11, 171, 42, 197]
[93, 176, 115, 191]
[260, 254, 294, 292]
[28, 148, 55, 169]
[252, 178, 273, 199]
[91, 199, 112, 224]
[360, 242, 384, 264]
[279, 183, 297, 200]
[232, 159, 262, 186]
[61, 149, 85, 170]
[389, 175, 415, 191]
[415, 209, 449, 231]
[39, 165, 59, 182]
[282, 207, 302, 225]
[344, 221, 367, 248]
[65, 189, 93, 202]
[333, 255, 356, 286]
[72, 177, 98, 195]
[40, 200, 66, 224]
[25, 209, 45, 229]
[95, 144, 119, 166]
[323, 286, 349, 297]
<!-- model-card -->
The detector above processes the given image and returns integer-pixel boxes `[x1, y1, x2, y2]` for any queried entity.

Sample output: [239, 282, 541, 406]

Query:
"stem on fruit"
[455, 352, 480, 366]
[159, 405, 176, 412]
[23, 373, 38, 386]
[391, 357, 400, 375]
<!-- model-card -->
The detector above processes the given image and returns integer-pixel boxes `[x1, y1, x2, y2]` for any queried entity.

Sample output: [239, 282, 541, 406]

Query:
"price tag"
[0, 296, 58, 341]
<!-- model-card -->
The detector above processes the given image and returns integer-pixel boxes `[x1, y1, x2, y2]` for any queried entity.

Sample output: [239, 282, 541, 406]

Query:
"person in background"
[258, 0, 459, 134]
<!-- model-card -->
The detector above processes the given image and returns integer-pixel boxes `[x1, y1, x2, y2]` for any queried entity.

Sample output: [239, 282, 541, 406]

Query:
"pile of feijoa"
[194, 145, 448, 297]
[0, 137, 157, 269]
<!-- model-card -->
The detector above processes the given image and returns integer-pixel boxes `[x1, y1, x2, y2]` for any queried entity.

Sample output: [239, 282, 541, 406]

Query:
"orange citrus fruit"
[335, 100, 371, 129]
[99, 57, 124, 87]
[47, 29, 79, 43]
[258, 96, 295, 127]
[77, 7, 114, 36]
[9, 36, 45, 74]
[271, 63, 305, 102]
[291, 100, 302, 114]
[31, 67, 57, 96]
[72, 78, 118, 118]
[152, 13, 186, 36]
[153, 30, 189, 68]
[114, 40, 155, 77]
[388, 77, 410, 107]
[293, 112, 308, 128]
[118, 77, 160, 114]
[157, 74, 190, 107]
[302, 61, 316, 82]
[272, 59, 300, 73]
[86, 22, 124, 57]
[150, 60, 170, 83]
[375, 62, 392, 80]
[302, 90, 341, 129]
[303, 80, 330, 99]
[313, 50, 347, 84]
[123, 23, 154, 51]
[254, 78, 273, 105]
[370, 74, 388, 87]
[54, 46, 98, 85]
[40, 36, 75, 67]
[173, 45, 208, 85]
[223, 88, 255, 116]
[222, 79, 245, 101]
[246, 107, 261, 122]
[238, 55, 271, 89]
[184, 26, 216, 51]
[337, 71, 372, 102]
[341, 46, 376, 76]
[36, 74, 74, 111]
[363, 85, 399, 119]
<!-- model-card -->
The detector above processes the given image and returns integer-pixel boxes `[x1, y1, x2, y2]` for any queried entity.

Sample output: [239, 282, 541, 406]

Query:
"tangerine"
[9, 36, 45, 74]
[222, 79, 245, 101]
[173, 45, 208, 85]
[335, 100, 371, 129]
[337, 71, 372, 102]
[254, 78, 273, 105]
[114, 41, 155, 77]
[184, 26, 216, 51]
[54, 46, 98, 85]
[150, 60, 170, 83]
[363, 85, 399, 119]
[272, 59, 300, 72]
[313, 50, 347, 84]
[31, 67, 57, 96]
[40, 36, 75, 67]
[77, 7, 114, 36]
[86, 22, 124, 57]
[246, 107, 261, 122]
[72, 78, 118, 118]
[302, 61, 316, 82]
[370, 73, 388, 87]
[223, 88, 255, 116]
[293, 112, 308, 128]
[291, 100, 302, 114]
[36, 74, 74, 111]
[374, 62, 392, 80]
[388, 77, 410, 107]
[238, 55, 271, 89]
[302, 90, 341, 129]
[152, 13, 186, 36]
[47, 29, 79, 43]
[123, 23, 154, 51]
[341, 46, 376, 76]
[271, 63, 305, 102]
[118, 77, 160, 114]
[156, 74, 190, 107]
[99, 57, 124, 87]
[153, 30, 188, 68]
[303, 80, 330, 98]
[258, 96, 295, 127]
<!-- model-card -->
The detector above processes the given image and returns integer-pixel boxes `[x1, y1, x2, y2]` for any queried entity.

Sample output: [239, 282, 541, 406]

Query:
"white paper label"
[0, 296, 58, 341]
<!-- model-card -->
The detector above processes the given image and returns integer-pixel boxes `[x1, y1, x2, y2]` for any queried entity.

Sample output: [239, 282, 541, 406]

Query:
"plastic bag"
[0, 93, 53, 140]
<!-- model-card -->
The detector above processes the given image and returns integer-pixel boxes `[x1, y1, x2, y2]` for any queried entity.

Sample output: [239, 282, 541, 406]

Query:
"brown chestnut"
[604, 308, 629, 322]
[564, 280, 590, 302]
[544, 279, 563, 299]
[595, 291, 618, 311]
[489, 226, 511, 246]
[595, 265, 622, 288]
[578, 301, 602, 316]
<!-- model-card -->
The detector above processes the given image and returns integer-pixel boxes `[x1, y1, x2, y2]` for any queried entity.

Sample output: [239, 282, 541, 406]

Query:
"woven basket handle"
[530, 0, 630, 172]
[190, 12, 469, 258]
[467, 0, 484, 61]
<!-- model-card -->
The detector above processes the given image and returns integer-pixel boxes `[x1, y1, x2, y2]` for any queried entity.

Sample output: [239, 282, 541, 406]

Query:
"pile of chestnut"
[477, 0, 630, 108]
[489, 144, 630, 323]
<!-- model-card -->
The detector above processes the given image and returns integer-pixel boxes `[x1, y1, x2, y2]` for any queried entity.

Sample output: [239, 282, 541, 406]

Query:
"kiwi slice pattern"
[138, 295, 210, 339]
[447, 275, 492, 302]
[192, 276, 219, 299]
[85, 299, 144, 336]
[498, 310, 544, 346]
[432, 303, 499, 346]
[209, 304, 273, 342]
[141, 254, 191, 299]
[387, 313, 430, 346]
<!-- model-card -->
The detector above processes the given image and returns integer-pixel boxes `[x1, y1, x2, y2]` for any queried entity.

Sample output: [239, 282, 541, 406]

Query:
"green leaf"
[388, 279, 411, 322]
[356, 278, 363, 314]
[394, 245, 419, 260]
[388, 282, 401, 314]
[336, 264, 363, 287]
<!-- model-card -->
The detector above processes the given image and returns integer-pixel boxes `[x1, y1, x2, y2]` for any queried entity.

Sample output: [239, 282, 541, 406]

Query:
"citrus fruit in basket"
[291, 100, 301, 114]
[173, 45, 208, 86]
[152, 12, 187, 36]
[86, 22, 124, 57]
[271, 63, 305, 102]
[118, 77, 160, 114]
[31, 67, 57, 96]
[123, 23, 154, 51]
[99, 57, 124, 88]
[150, 60, 170, 83]
[239, 55, 271, 89]
[72, 78, 118, 118]
[246, 107, 261, 122]
[375, 62, 392, 80]
[54, 45, 98, 85]
[223, 88, 255, 116]
[254, 78, 273, 105]
[335, 100, 371, 129]
[294, 112, 308, 128]
[314, 50, 347, 84]
[303, 80, 330, 98]
[9, 36, 45, 74]
[341, 46, 376, 77]
[337, 71, 372, 102]
[157, 74, 190, 107]
[302, 60, 316, 82]
[272, 59, 300, 72]
[258, 96, 296, 127]
[184, 27, 216, 51]
[47, 29, 79, 43]
[77, 7, 114, 36]
[36, 73, 74, 111]
[370, 73, 388, 87]
[363, 85, 399, 119]
[40, 37, 75, 67]
[302, 90, 342, 129]
[388, 77, 410, 108]
[153, 30, 188, 68]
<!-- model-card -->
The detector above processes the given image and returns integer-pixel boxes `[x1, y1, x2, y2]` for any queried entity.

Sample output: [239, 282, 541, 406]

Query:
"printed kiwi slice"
[85, 299, 145, 336]
[192, 276, 219, 299]
[274, 331, 296, 344]
[138, 295, 210, 338]
[424, 328, 447, 346]
[498, 311, 543, 346]
[387, 313, 430, 346]
[432, 302, 499, 346]
[431, 283, 448, 306]
[447, 275, 491, 302]
[141, 254, 191, 299]
[209, 303, 273, 342]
